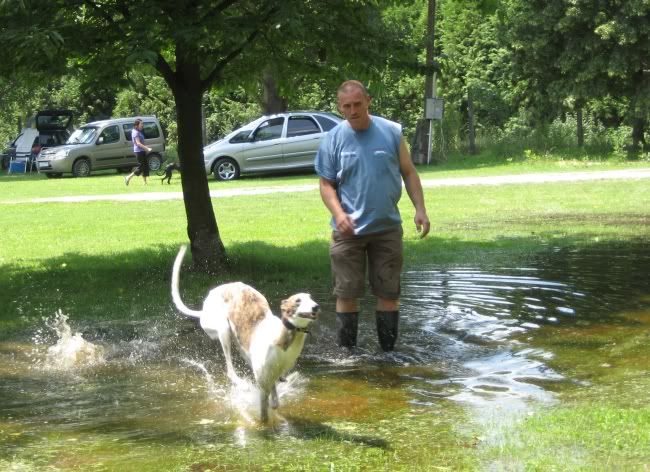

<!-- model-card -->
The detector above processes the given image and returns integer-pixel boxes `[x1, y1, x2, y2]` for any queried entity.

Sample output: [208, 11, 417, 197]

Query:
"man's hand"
[335, 213, 356, 237]
[414, 210, 430, 238]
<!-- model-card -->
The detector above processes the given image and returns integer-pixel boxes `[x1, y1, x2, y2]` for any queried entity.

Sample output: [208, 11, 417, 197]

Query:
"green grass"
[1, 153, 649, 470]
[1, 149, 648, 202]
[484, 404, 650, 471]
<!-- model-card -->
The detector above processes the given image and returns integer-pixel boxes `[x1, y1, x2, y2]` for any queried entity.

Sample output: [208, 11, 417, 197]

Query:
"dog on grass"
[160, 162, 180, 184]
[171, 245, 320, 423]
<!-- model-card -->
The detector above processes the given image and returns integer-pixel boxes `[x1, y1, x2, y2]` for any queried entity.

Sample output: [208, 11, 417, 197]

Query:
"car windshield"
[67, 127, 98, 145]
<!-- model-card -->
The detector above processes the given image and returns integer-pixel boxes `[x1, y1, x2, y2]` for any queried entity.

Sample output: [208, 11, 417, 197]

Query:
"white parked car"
[203, 111, 342, 180]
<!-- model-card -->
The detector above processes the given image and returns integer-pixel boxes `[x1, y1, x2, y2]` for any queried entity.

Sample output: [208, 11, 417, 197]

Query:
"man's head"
[134, 118, 143, 130]
[337, 80, 371, 131]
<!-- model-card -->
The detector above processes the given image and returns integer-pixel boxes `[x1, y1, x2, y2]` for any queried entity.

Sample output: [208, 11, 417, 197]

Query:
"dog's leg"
[260, 392, 270, 423]
[218, 332, 241, 383]
[270, 384, 279, 409]
[212, 318, 242, 384]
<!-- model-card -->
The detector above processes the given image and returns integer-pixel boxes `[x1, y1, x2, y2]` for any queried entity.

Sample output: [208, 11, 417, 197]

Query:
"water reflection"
[306, 246, 650, 416]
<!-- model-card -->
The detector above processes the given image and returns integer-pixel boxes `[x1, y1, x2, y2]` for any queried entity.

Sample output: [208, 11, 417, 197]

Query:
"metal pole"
[427, 71, 437, 165]
[427, 120, 432, 165]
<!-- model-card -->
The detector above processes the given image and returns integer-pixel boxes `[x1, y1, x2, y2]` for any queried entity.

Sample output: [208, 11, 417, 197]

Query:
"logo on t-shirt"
[373, 148, 390, 158]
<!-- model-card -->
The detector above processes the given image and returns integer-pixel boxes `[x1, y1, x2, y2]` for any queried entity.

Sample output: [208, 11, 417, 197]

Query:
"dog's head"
[281, 293, 320, 330]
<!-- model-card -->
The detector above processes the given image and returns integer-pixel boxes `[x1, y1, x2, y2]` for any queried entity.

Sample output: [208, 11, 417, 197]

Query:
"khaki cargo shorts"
[329, 227, 403, 300]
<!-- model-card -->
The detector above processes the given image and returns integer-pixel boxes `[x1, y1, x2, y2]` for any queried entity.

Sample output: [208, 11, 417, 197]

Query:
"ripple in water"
[395, 267, 576, 412]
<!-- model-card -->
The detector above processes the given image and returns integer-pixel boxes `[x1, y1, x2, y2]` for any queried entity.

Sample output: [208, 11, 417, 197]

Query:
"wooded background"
[1, 0, 648, 270]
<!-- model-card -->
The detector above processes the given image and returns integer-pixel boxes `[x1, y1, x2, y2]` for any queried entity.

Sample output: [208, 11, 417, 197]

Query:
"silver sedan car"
[203, 111, 342, 180]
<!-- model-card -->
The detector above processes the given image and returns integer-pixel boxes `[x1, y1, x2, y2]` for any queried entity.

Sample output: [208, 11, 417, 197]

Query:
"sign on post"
[425, 98, 445, 120]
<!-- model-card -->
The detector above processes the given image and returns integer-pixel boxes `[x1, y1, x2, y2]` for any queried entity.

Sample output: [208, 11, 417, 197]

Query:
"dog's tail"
[171, 245, 203, 319]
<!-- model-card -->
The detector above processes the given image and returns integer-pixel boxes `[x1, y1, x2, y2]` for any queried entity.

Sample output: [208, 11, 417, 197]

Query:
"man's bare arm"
[398, 137, 430, 238]
[319, 177, 355, 236]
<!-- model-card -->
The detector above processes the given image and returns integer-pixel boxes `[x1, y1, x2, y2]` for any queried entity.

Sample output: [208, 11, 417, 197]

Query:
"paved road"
[4, 168, 650, 204]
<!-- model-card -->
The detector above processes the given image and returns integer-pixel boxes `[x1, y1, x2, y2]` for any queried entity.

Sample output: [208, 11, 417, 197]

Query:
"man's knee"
[337, 298, 359, 313]
[376, 298, 398, 311]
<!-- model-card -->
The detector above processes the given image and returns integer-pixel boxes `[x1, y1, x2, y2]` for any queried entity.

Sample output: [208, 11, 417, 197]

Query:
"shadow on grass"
[1, 234, 649, 337]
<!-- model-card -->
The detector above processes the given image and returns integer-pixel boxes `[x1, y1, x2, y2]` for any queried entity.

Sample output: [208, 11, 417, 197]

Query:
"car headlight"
[53, 149, 69, 159]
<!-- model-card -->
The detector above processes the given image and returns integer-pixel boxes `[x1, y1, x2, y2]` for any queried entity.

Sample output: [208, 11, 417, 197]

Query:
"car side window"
[229, 130, 252, 143]
[123, 124, 134, 141]
[122, 122, 161, 141]
[253, 117, 284, 141]
[287, 117, 320, 137]
[99, 125, 120, 144]
[315, 115, 339, 132]
[143, 122, 160, 139]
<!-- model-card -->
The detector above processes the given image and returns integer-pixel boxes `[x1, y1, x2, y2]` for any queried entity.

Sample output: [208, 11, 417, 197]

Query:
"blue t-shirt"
[132, 128, 145, 153]
[315, 115, 403, 235]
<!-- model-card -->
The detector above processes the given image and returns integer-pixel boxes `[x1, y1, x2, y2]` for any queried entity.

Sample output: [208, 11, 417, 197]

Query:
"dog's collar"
[282, 317, 310, 333]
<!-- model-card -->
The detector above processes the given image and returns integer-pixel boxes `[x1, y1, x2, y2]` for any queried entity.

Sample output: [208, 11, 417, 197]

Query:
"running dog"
[171, 245, 320, 422]
[160, 162, 180, 184]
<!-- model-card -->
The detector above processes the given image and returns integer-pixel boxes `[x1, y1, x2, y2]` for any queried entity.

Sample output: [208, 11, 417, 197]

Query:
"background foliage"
[1, 0, 648, 159]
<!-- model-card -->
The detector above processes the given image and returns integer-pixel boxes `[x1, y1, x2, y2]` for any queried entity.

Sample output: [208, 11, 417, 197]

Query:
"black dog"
[160, 162, 181, 184]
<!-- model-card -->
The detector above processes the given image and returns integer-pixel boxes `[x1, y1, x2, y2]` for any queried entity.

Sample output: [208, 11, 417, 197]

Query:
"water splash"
[180, 357, 224, 397]
[34, 309, 105, 371]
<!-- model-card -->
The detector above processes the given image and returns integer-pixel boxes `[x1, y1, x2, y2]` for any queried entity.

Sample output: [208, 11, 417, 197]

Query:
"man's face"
[337, 87, 371, 131]
[137, 122, 144, 130]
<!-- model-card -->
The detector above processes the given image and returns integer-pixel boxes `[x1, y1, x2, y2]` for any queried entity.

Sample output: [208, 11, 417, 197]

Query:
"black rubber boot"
[376, 311, 399, 351]
[336, 312, 359, 348]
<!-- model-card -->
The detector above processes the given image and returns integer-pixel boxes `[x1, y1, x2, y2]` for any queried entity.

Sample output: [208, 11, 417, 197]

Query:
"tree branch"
[200, 6, 279, 91]
[156, 53, 177, 93]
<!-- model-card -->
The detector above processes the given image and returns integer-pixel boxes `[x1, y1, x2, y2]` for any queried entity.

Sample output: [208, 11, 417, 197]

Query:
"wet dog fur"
[171, 245, 319, 422]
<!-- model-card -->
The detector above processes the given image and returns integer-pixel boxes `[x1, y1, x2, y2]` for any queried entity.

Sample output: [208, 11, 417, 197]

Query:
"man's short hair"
[337, 80, 370, 98]
[134, 118, 143, 127]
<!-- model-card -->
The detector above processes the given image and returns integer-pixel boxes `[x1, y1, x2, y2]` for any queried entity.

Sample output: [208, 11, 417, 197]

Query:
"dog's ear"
[280, 298, 294, 317]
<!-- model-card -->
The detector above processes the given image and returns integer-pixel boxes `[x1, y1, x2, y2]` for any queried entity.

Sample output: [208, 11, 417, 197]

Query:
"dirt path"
[4, 168, 650, 204]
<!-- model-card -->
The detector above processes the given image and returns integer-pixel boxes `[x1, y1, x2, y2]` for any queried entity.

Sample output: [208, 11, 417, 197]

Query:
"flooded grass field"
[1, 244, 649, 470]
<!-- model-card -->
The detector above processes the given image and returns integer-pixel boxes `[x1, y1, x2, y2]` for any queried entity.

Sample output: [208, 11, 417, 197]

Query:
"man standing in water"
[315, 80, 430, 351]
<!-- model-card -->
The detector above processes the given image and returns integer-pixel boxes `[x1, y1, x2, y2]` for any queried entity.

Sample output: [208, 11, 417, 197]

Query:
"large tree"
[500, 0, 650, 148]
[1, 0, 397, 272]
[437, 0, 510, 154]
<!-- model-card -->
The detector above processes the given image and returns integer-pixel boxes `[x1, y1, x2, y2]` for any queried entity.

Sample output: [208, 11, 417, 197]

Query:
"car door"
[240, 117, 285, 171]
[92, 125, 125, 169]
[282, 115, 323, 168]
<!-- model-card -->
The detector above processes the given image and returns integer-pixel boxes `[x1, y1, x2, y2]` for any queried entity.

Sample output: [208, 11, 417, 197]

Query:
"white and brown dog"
[171, 245, 320, 422]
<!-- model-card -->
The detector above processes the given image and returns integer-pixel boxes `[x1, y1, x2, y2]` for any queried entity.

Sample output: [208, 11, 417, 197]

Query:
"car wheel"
[72, 158, 91, 177]
[148, 153, 163, 172]
[45, 173, 63, 179]
[213, 158, 240, 181]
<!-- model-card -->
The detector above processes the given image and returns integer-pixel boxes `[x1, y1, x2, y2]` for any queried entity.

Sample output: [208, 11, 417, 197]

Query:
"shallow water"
[1, 245, 649, 469]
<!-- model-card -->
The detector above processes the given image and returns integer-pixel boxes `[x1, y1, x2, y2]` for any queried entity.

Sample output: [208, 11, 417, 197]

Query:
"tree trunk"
[412, 120, 429, 164]
[174, 57, 228, 274]
[576, 106, 584, 147]
[631, 117, 646, 151]
[261, 69, 287, 115]
[412, 0, 437, 164]
[467, 92, 476, 155]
